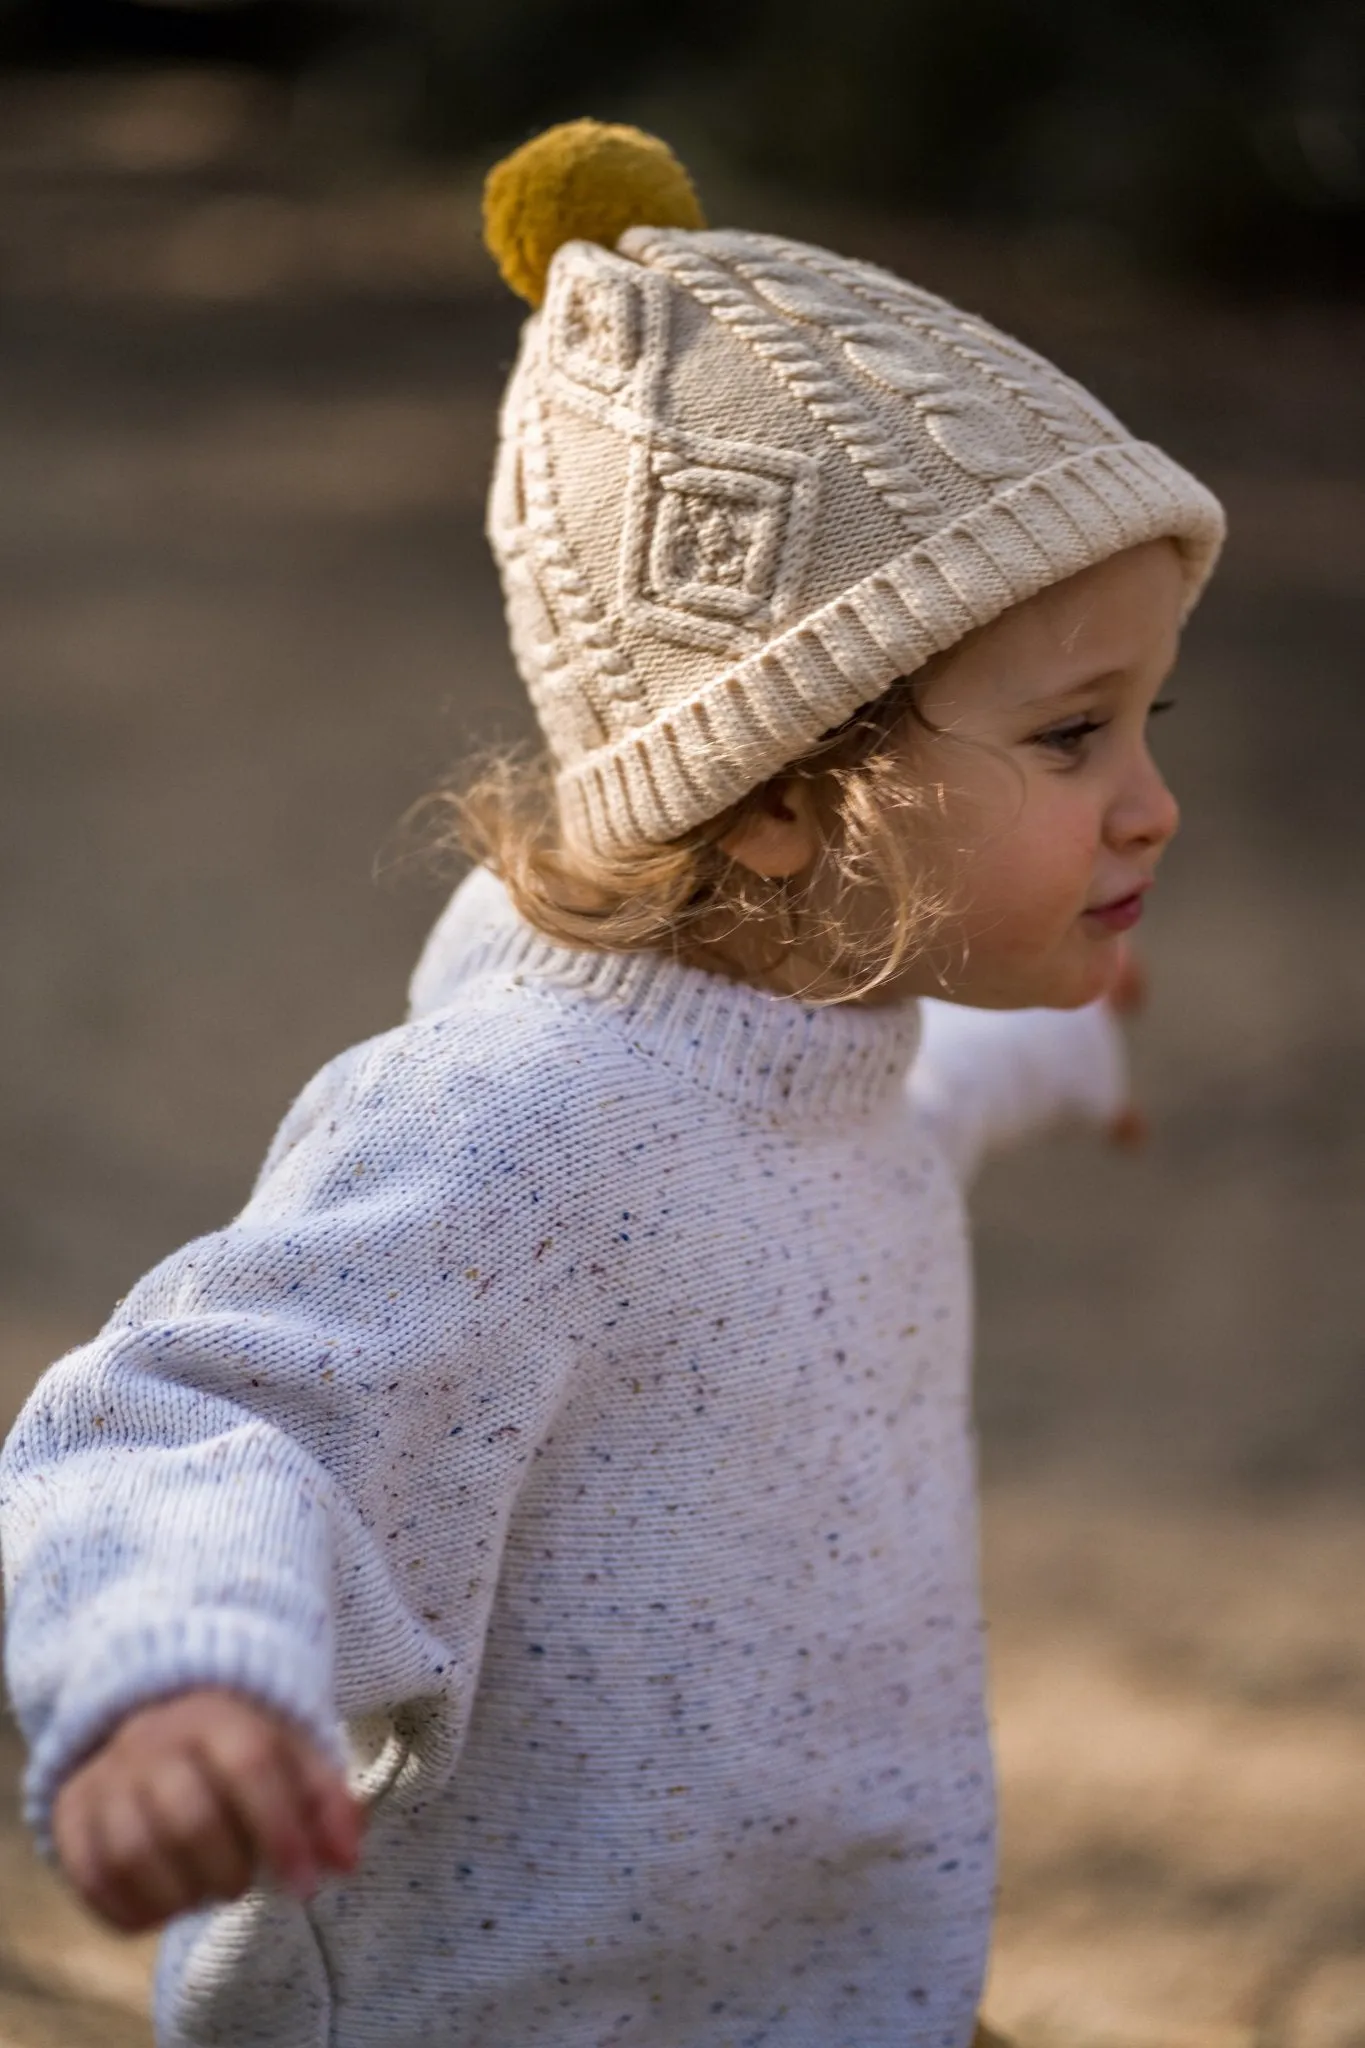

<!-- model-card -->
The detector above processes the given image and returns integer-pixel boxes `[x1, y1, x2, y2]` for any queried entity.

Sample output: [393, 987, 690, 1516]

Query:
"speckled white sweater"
[1, 869, 1124, 2048]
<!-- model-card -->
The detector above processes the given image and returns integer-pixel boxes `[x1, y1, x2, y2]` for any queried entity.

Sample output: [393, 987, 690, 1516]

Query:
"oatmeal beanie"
[483, 120, 1226, 857]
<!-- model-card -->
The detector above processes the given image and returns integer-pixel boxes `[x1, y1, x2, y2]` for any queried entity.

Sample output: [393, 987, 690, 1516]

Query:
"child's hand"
[51, 1685, 364, 1934]
[1104, 940, 1149, 1150]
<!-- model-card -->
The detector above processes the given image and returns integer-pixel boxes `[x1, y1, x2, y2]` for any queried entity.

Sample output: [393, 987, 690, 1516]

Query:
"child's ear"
[719, 779, 819, 878]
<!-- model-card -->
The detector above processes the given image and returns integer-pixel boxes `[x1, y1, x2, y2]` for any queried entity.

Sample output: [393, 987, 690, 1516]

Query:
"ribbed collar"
[409, 869, 921, 1125]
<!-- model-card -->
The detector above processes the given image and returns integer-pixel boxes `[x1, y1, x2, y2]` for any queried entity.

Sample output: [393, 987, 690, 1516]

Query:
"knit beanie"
[483, 121, 1226, 859]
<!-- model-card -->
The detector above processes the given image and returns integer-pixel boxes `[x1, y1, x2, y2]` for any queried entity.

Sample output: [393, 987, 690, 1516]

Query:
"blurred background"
[0, 3, 1363, 2044]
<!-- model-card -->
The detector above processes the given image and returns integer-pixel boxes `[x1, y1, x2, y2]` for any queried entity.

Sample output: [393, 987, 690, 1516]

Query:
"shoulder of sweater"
[254, 976, 646, 1206]
[370, 973, 644, 1106]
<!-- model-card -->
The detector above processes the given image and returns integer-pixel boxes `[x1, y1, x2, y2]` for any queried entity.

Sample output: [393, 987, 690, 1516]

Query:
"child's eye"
[1032, 716, 1105, 757]
[1030, 696, 1175, 761]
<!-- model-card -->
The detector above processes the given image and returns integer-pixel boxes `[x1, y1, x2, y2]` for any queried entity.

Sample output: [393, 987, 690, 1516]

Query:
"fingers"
[1109, 1105, 1149, 1151]
[60, 1774, 198, 1933]
[94, 1779, 211, 1932]
[195, 1714, 324, 1900]
[51, 1688, 363, 1934]
[141, 1749, 256, 1904]
[193, 1699, 363, 1897]
[286, 1726, 365, 1875]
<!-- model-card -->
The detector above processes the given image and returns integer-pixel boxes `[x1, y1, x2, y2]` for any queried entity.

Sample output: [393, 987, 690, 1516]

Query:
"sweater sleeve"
[908, 996, 1128, 1182]
[0, 1018, 579, 1860]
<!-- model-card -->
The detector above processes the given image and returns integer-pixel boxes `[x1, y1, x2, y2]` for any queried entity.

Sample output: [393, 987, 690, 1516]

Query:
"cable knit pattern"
[2, 871, 1125, 2048]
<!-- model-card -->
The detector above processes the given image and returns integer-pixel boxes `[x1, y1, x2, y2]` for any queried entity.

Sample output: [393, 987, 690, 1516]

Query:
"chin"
[929, 928, 1119, 1010]
[975, 950, 1115, 1011]
[1037, 948, 1120, 1009]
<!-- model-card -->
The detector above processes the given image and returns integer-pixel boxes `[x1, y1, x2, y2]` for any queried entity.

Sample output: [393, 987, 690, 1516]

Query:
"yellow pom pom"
[483, 119, 706, 308]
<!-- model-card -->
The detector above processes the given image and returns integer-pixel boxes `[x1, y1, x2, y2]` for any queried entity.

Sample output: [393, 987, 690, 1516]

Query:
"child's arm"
[2, 1257, 353, 1888]
[1, 1020, 577, 1930]
[909, 972, 1134, 1182]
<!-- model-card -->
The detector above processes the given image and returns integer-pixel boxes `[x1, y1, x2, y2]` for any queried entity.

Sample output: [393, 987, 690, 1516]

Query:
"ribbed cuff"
[24, 1609, 342, 1863]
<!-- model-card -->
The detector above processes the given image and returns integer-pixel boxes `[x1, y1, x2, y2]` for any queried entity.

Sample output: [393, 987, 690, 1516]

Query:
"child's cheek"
[1031, 796, 1106, 927]
[963, 809, 1097, 960]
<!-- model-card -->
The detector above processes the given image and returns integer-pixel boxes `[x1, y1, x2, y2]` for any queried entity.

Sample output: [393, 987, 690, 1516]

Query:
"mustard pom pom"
[483, 119, 706, 308]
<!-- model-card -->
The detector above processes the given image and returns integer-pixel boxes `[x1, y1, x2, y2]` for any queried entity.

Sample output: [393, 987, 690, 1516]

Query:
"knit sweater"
[0, 869, 1124, 2048]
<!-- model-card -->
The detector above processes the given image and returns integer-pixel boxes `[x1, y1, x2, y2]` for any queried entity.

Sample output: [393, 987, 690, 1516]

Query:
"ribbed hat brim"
[556, 438, 1225, 858]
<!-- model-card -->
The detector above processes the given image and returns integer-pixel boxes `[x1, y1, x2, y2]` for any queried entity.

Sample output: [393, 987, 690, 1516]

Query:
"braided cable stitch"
[791, 243, 1125, 453]
[629, 228, 1081, 502]
[720, 242, 1071, 473]
[517, 390, 650, 733]
[623, 228, 947, 528]
[825, 245, 1135, 449]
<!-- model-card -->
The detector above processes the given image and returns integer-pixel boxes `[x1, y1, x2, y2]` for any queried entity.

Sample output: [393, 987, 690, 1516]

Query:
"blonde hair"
[428, 673, 958, 1006]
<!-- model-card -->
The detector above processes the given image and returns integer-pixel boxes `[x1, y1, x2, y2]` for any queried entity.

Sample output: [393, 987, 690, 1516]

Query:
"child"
[0, 122, 1223, 2048]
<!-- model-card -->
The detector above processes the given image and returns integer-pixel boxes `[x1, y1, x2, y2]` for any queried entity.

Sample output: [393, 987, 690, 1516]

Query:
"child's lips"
[1082, 885, 1150, 933]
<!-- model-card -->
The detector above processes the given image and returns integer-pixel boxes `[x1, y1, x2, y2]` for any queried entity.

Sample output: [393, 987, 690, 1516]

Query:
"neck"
[675, 908, 928, 1009]
[409, 866, 926, 1125]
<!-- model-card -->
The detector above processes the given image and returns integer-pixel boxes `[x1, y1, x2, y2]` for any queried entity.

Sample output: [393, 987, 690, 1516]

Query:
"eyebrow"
[1015, 669, 1126, 712]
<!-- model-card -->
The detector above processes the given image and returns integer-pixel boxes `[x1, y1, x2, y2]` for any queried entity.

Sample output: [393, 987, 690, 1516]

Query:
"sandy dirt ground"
[1, 68, 1364, 2048]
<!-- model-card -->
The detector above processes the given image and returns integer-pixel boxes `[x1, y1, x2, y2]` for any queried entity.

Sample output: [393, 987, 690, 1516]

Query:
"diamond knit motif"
[648, 462, 792, 624]
[550, 267, 639, 397]
[667, 491, 752, 587]
[620, 429, 820, 657]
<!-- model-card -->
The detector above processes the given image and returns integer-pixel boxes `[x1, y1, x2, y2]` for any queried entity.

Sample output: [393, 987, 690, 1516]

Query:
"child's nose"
[1110, 750, 1180, 853]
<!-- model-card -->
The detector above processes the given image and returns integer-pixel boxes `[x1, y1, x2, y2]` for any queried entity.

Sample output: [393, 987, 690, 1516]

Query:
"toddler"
[0, 122, 1223, 2048]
